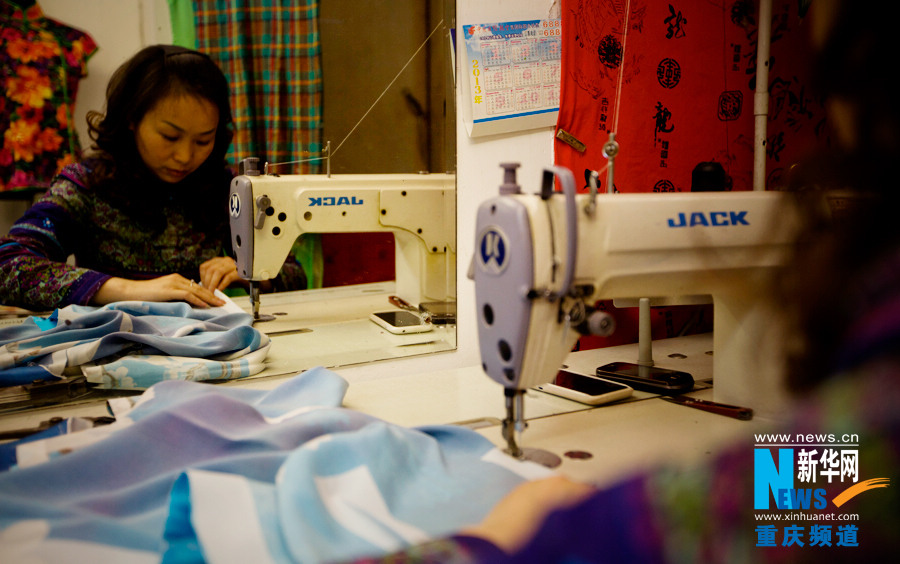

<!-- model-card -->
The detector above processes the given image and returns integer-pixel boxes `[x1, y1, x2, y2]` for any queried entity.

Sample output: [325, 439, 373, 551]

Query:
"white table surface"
[1, 331, 772, 488]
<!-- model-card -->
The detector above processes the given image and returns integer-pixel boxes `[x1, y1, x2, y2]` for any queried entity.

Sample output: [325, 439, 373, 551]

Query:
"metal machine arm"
[473, 164, 799, 454]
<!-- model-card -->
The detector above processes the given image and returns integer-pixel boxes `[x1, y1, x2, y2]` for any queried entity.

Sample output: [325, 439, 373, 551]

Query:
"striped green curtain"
[169, 0, 325, 287]
[187, 0, 324, 174]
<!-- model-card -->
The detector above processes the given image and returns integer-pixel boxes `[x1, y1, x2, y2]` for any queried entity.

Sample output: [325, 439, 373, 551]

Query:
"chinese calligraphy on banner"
[555, 0, 828, 193]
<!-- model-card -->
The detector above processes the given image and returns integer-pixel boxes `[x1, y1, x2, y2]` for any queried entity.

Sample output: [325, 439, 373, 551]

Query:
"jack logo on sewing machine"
[229, 193, 241, 217]
[667, 211, 749, 227]
[478, 227, 509, 274]
[308, 196, 365, 206]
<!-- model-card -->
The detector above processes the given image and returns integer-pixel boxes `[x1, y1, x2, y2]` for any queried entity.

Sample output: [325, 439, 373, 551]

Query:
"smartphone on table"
[369, 310, 433, 334]
[535, 370, 633, 405]
[595, 361, 694, 395]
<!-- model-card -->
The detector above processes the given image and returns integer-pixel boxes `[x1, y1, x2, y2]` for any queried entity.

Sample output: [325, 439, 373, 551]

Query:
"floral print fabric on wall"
[1, 2, 97, 192]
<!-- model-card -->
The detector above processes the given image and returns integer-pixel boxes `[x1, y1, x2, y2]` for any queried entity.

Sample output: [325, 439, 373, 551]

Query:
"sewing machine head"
[228, 162, 456, 314]
[473, 164, 800, 453]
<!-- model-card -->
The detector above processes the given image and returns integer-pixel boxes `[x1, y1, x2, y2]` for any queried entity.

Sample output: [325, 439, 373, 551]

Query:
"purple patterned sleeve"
[0, 165, 108, 309]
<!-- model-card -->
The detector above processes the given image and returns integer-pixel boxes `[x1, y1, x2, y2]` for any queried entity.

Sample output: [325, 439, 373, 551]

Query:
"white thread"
[611, 0, 632, 135]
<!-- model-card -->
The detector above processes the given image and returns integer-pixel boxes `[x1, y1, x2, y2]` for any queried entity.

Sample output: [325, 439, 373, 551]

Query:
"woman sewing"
[0, 44, 305, 311]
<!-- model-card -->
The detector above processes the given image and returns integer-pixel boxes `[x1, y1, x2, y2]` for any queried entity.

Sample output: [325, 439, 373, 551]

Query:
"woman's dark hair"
[778, 1, 900, 391]
[86, 45, 234, 232]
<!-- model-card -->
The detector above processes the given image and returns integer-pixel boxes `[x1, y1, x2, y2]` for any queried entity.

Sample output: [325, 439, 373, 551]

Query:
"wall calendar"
[461, 19, 561, 138]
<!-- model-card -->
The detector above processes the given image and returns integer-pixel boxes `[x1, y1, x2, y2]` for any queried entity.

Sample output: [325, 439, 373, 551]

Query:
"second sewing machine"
[227, 158, 456, 324]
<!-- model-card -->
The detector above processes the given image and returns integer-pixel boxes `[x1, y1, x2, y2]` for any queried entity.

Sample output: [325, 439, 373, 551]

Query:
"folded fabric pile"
[0, 298, 269, 388]
[0, 368, 550, 563]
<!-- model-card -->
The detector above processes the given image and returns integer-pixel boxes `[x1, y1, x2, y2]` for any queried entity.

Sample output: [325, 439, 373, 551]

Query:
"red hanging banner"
[555, 0, 828, 194]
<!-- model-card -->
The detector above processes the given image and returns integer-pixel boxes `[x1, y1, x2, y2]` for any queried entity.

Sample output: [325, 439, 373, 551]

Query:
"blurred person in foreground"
[357, 1, 900, 561]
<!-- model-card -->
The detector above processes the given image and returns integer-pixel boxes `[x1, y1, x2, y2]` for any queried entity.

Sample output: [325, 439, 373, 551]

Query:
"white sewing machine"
[228, 160, 456, 318]
[473, 164, 800, 456]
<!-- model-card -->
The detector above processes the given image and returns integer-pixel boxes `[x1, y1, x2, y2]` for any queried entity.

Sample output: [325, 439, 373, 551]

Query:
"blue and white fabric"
[0, 293, 269, 388]
[0, 368, 552, 563]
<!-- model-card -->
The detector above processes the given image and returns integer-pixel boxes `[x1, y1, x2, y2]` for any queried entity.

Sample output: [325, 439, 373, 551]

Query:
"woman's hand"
[92, 274, 225, 308]
[199, 256, 244, 292]
[461, 476, 596, 554]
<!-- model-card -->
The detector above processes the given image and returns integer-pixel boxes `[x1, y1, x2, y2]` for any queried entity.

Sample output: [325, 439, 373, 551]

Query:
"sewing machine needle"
[248, 281, 276, 323]
[503, 389, 525, 458]
[250, 281, 261, 320]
